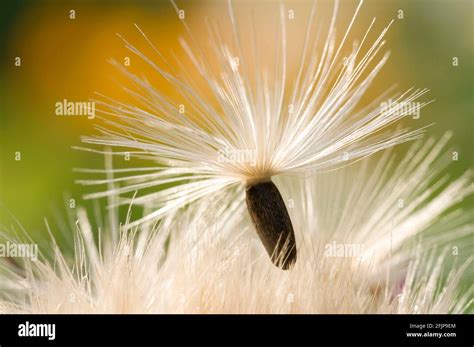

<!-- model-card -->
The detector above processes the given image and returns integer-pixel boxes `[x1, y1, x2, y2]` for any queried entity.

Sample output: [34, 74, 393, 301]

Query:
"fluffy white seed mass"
[78, 0, 432, 227]
[1, 137, 472, 313]
[2, 0, 470, 314]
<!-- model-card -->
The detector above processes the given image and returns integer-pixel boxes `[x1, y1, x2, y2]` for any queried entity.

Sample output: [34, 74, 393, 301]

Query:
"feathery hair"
[78, 0, 432, 267]
[1, 136, 472, 313]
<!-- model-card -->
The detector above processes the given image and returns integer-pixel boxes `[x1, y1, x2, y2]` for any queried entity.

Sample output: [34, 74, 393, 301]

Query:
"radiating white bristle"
[78, 0, 432, 227]
[1, 137, 472, 313]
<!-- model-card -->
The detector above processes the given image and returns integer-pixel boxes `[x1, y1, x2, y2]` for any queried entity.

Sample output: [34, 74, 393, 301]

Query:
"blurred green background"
[0, 0, 472, 246]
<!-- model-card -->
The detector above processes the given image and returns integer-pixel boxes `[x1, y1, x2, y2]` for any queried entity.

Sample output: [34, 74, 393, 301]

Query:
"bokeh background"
[0, 0, 472, 248]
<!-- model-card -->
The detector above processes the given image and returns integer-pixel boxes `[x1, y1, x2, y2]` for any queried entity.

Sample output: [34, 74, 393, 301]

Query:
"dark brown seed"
[245, 180, 297, 269]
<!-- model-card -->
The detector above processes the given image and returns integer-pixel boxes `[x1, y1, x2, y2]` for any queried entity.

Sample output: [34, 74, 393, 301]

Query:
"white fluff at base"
[0, 136, 472, 314]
